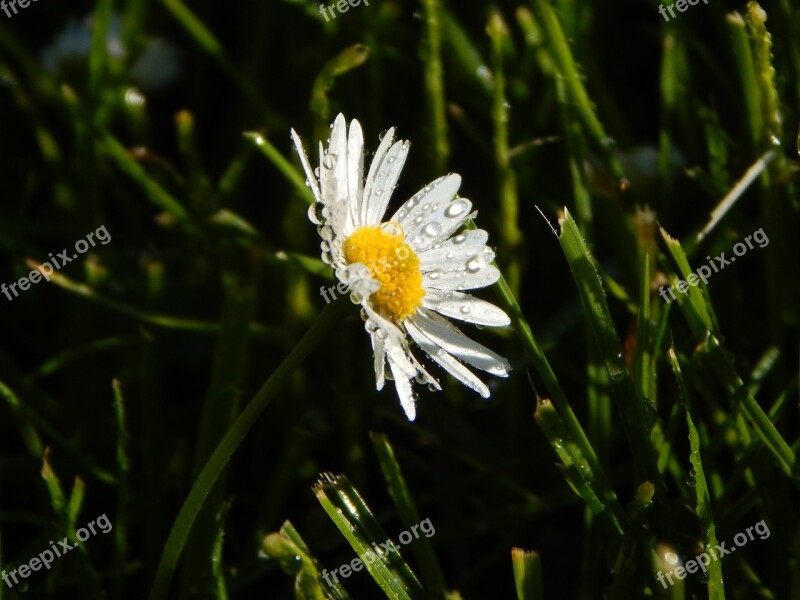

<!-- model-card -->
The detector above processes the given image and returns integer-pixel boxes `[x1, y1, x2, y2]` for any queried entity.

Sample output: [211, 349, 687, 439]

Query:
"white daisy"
[291, 114, 511, 421]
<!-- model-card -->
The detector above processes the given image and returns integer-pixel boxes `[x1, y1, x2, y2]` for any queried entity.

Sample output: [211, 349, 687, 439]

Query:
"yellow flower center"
[343, 225, 425, 321]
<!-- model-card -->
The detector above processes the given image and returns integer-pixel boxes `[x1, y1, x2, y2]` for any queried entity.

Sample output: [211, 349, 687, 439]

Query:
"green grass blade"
[531, 0, 624, 180]
[244, 131, 317, 206]
[310, 44, 370, 128]
[558, 209, 659, 485]
[511, 548, 544, 600]
[313, 474, 424, 599]
[659, 227, 796, 478]
[369, 432, 453, 599]
[667, 348, 726, 600]
[421, 0, 449, 174]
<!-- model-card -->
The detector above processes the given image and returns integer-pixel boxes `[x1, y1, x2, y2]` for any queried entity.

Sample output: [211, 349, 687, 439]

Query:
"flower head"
[291, 114, 511, 420]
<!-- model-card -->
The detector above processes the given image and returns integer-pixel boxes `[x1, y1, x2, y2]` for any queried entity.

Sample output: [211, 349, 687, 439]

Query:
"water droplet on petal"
[428, 270, 440, 280]
[466, 256, 485, 273]
[460, 305, 471, 314]
[423, 222, 443, 237]
[445, 201, 467, 218]
[308, 202, 325, 224]
[453, 234, 467, 244]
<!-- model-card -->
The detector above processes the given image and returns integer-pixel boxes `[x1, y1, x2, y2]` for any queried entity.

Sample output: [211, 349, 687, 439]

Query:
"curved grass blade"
[148, 300, 348, 600]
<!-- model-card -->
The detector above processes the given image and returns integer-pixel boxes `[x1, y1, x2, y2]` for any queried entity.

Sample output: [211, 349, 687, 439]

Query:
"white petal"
[403, 199, 474, 252]
[320, 114, 347, 203]
[406, 318, 490, 398]
[422, 291, 510, 327]
[290, 128, 323, 204]
[370, 332, 386, 390]
[417, 229, 492, 272]
[412, 308, 510, 376]
[362, 139, 409, 226]
[347, 120, 365, 228]
[391, 174, 461, 232]
[362, 127, 396, 225]
[423, 259, 500, 291]
[362, 305, 416, 378]
[388, 357, 416, 421]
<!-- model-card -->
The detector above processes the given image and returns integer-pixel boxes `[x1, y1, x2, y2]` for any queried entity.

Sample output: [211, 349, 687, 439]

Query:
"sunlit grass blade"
[369, 432, 454, 599]
[487, 248, 624, 531]
[313, 473, 425, 599]
[244, 131, 316, 206]
[148, 300, 348, 600]
[558, 209, 659, 485]
[659, 227, 796, 478]
[666, 348, 726, 600]
[511, 548, 544, 600]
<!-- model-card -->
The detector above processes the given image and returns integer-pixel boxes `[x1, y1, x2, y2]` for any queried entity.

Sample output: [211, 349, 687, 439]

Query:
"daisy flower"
[291, 114, 511, 420]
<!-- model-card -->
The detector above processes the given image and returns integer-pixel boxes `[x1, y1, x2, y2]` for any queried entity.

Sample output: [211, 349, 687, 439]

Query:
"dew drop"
[466, 256, 485, 273]
[445, 201, 467, 218]
[427, 270, 441, 280]
[308, 202, 325, 225]
[453, 234, 467, 244]
[460, 305, 471, 315]
[314, 167, 321, 177]
[446, 251, 454, 259]
[606, 353, 627, 381]
[423, 222, 443, 237]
